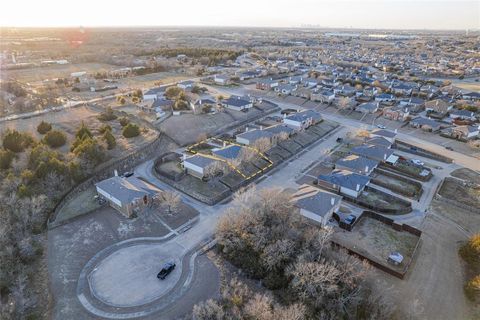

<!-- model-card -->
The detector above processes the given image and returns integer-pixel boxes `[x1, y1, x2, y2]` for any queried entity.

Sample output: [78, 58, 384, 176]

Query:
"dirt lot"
[451, 168, 480, 185]
[358, 188, 411, 212]
[438, 178, 480, 209]
[369, 210, 477, 320]
[334, 217, 419, 273]
[372, 171, 422, 198]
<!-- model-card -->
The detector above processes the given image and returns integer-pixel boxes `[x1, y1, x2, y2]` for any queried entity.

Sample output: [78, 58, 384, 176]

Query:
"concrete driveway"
[89, 242, 184, 307]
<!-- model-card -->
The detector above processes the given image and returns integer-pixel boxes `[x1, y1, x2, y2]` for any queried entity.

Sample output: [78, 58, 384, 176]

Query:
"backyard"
[333, 216, 420, 273]
[357, 187, 412, 213]
[371, 170, 423, 199]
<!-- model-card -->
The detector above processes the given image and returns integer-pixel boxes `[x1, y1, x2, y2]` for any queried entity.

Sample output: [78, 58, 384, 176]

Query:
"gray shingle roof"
[336, 154, 379, 173]
[95, 176, 161, 204]
[291, 185, 342, 218]
[184, 154, 217, 168]
[318, 169, 371, 191]
[351, 144, 394, 162]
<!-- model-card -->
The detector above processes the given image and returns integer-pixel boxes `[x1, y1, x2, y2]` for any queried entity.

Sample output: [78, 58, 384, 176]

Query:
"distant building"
[222, 96, 253, 111]
[283, 110, 322, 130]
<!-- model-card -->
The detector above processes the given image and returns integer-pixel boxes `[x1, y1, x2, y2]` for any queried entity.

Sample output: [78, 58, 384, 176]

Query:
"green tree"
[122, 123, 140, 138]
[2, 129, 35, 153]
[0, 149, 15, 170]
[99, 124, 112, 134]
[37, 121, 52, 134]
[43, 130, 67, 148]
[103, 130, 116, 149]
[118, 117, 130, 127]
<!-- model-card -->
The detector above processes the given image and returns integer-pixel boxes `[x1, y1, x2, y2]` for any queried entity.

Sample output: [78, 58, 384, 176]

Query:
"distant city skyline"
[1, 0, 478, 30]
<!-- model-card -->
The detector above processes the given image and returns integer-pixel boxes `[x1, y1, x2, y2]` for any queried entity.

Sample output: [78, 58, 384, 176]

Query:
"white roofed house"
[291, 184, 343, 227]
[95, 175, 162, 218]
[283, 110, 322, 130]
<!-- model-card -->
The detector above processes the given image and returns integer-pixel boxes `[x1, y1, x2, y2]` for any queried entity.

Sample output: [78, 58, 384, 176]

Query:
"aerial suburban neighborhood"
[0, 2, 479, 320]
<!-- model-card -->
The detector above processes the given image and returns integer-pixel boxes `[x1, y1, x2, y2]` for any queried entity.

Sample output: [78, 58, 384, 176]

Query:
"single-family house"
[303, 78, 319, 88]
[449, 125, 480, 140]
[335, 154, 379, 175]
[370, 129, 397, 143]
[399, 97, 424, 110]
[183, 154, 219, 179]
[212, 145, 243, 161]
[236, 128, 274, 146]
[283, 110, 322, 130]
[425, 99, 452, 115]
[214, 74, 231, 85]
[256, 78, 279, 90]
[95, 175, 161, 218]
[449, 109, 476, 121]
[292, 87, 312, 99]
[365, 136, 392, 149]
[311, 89, 335, 103]
[289, 76, 303, 85]
[317, 169, 371, 198]
[334, 85, 356, 97]
[275, 84, 297, 95]
[383, 105, 410, 121]
[375, 93, 396, 103]
[462, 92, 480, 101]
[409, 117, 444, 132]
[357, 102, 379, 114]
[191, 98, 216, 113]
[291, 184, 342, 227]
[143, 86, 168, 101]
[222, 97, 253, 111]
[351, 144, 397, 164]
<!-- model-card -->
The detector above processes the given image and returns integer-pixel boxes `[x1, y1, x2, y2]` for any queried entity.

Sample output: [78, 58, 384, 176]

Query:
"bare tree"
[192, 299, 225, 320]
[244, 293, 274, 320]
[277, 131, 290, 142]
[155, 191, 181, 214]
[338, 97, 352, 111]
[204, 160, 230, 180]
[252, 137, 272, 153]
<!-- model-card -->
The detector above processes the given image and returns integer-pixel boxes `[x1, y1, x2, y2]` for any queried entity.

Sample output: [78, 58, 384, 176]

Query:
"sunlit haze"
[1, 0, 479, 30]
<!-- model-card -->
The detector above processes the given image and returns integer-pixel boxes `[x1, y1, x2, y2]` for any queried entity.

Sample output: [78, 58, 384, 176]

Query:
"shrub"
[37, 121, 52, 134]
[2, 129, 35, 153]
[0, 149, 15, 170]
[465, 275, 480, 301]
[99, 124, 112, 134]
[459, 234, 480, 265]
[72, 137, 105, 165]
[97, 107, 117, 121]
[43, 130, 67, 148]
[122, 123, 140, 138]
[118, 117, 130, 127]
[103, 130, 116, 149]
[75, 122, 93, 140]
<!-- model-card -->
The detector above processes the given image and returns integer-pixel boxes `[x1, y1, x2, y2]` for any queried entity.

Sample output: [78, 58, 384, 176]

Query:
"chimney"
[183, 154, 187, 161]
[356, 184, 360, 191]
[330, 197, 335, 205]
[114, 169, 118, 177]
[245, 126, 249, 132]
[260, 125, 263, 130]
[365, 165, 369, 173]
[384, 153, 387, 160]
[394, 128, 398, 133]
[223, 141, 227, 148]
[283, 113, 287, 119]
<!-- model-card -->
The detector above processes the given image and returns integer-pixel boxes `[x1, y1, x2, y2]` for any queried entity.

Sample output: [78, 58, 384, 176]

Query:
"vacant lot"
[451, 168, 480, 185]
[333, 216, 420, 273]
[438, 178, 480, 209]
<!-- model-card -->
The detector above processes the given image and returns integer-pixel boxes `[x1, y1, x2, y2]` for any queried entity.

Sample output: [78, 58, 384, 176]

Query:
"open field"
[3, 63, 119, 83]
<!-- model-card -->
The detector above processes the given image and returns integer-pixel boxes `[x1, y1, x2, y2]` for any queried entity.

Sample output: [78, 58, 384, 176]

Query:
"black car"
[344, 214, 357, 225]
[157, 261, 176, 280]
[336, 137, 343, 143]
[445, 146, 453, 151]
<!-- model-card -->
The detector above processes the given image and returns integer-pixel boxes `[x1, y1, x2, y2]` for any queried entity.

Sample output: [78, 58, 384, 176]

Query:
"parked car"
[376, 124, 386, 129]
[123, 171, 134, 177]
[387, 252, 404, 265]
[157, 261, 176, 280]
[343, 214, 357, 225]
[410, 159, 424, 166]
[445, 146, 453, 151]
[336, 137, 343, 143]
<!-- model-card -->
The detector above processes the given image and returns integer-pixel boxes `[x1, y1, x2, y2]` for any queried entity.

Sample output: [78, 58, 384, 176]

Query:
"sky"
[0, 0, 478, 30]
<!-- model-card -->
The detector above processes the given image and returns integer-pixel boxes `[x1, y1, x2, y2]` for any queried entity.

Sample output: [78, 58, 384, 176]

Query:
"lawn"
[358, 188, 411, 213]
[54, 186, 102, 224]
